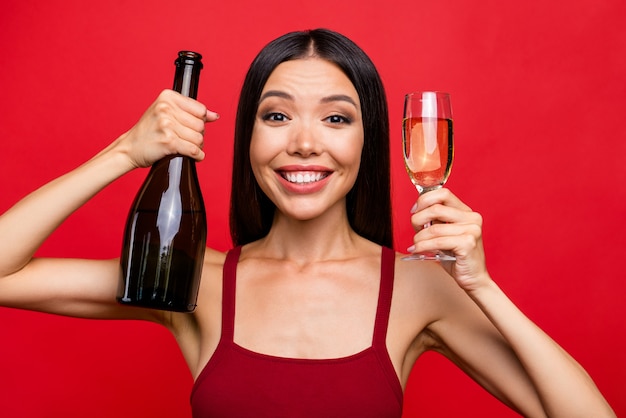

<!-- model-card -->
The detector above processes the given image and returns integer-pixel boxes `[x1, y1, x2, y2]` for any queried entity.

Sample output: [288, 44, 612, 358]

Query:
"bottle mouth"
[175, 51, 203, 69]
[178, 51, 202, 59]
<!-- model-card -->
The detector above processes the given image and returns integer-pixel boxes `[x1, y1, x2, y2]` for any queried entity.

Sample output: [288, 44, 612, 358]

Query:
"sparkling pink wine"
[402, 116, 454, 192]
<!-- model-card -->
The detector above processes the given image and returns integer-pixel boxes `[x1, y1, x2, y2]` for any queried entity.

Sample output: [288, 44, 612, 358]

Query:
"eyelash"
[261, 112, 352, 125]
[262, 112, 289, 122]
[326, 115, 352, 124]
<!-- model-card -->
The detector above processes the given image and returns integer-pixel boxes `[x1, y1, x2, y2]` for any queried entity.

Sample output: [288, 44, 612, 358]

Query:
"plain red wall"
[1, 0, 624, 416]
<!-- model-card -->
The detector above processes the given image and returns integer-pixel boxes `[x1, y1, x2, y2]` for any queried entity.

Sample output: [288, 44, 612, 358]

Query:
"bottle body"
[117, 52, 206, 312]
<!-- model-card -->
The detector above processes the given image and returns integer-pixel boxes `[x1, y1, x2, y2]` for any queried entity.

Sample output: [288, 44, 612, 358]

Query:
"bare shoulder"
[204, 246, 227, 265]
[392, 254, 463, 325]
[388, 253, 479, 382]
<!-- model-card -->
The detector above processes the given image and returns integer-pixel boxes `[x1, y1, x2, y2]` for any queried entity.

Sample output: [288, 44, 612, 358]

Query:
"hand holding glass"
[402, 92, 455, 261]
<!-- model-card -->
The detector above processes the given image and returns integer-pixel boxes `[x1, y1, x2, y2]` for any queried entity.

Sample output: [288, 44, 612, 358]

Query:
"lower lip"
[276, 173, 332, 194]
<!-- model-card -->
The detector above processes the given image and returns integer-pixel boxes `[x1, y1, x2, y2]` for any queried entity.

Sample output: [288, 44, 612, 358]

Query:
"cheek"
[249, 131, 271, 174]
[249, 131, 282, 196]
[335, 134, 364, 171]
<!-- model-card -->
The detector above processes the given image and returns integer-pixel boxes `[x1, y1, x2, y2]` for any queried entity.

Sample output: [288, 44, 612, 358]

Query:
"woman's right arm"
[0, 89, 217, 320]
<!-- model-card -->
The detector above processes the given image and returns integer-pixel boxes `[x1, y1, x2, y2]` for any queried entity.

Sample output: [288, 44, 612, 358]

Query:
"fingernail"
[410, 202, 418, 214]
[407, 245, 415, 253]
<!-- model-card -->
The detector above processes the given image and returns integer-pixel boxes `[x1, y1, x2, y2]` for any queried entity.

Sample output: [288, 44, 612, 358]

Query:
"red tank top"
[190, 246, 403, 417]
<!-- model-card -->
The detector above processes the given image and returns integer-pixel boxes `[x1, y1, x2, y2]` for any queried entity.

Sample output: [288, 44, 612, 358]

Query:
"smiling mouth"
[281, 171, 330, 185]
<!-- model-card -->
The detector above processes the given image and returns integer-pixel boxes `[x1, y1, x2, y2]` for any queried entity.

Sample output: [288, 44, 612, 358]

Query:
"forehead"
[261, 58, 358, 99]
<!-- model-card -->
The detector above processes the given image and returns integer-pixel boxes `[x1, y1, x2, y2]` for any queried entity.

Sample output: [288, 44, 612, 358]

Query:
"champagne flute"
[402, 91, 455, 261]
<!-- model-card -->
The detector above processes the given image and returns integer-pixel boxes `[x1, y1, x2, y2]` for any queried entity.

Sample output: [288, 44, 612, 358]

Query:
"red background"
[1, 0, 625, 416]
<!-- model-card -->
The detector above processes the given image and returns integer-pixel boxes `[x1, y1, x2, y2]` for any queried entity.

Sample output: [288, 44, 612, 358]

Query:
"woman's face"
[250, 58, 364, 222]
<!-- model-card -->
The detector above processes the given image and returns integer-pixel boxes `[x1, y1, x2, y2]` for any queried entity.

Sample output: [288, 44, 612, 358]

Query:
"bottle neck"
[173, 51, 203, 99]
[161, 51, 203, 166]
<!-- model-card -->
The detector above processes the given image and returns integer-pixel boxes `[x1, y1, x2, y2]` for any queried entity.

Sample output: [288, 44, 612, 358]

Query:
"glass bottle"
[117, 51, 207, 312]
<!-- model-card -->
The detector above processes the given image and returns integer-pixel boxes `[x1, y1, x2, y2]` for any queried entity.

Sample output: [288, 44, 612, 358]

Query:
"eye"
[262, 112, 289, 122]
[325, 114, 352, 124]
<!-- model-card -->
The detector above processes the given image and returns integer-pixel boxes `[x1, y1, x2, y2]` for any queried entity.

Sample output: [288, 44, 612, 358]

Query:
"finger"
[167, 89, 208, 118]
[155, 90, 220, 129]
[410, 203, 453, 227]
[411, 225, 483, 257]
[411, 204, 482, 229]
[416, 188, 472, 213]
[205, 109, 220, 122]
[415, 222, 482, 244]
[171, 124, 206, 160]
[173, 108, 207, 142]
[150, 115, 205, 160]
[165, 89, 221, 124]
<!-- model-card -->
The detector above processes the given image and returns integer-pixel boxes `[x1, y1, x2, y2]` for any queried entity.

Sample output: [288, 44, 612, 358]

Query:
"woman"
[0, 29, 615, 417]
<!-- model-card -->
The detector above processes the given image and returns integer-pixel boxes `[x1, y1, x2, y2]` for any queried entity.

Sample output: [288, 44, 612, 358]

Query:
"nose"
[287, 121, 321, 157]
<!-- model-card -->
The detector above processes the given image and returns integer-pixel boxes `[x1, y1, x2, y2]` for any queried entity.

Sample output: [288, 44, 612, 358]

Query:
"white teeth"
[284, 172, 325, 184]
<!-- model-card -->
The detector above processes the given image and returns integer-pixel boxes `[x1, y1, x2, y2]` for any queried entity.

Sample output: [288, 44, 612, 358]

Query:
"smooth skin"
[0, 58, 615, 417]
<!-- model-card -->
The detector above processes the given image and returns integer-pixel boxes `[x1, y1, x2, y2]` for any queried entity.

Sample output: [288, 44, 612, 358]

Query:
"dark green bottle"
[118, 51, 207, 312]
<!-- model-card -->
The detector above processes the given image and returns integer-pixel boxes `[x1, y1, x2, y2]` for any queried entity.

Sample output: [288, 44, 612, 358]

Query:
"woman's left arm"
[409, 188, 616, 417]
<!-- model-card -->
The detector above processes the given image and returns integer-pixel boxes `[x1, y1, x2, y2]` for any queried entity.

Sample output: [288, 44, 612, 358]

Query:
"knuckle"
[156, 124, 177, 145]
[154, 100, 173, 116]
[460, 233, 478, 250]
[439, 187, 453, 198]
[467, 234, 478, 248]
[156, 90, 169, 101]
[413, 239, 427, 253]
[193, 118, 206, 133]
[410, 213, 423, 229]
[428, 203, 444, 217]
[469, 223, 482, 237]
[157, 116, 174, 132]
[159, 89, 177, 99]
[432, 236, 448, 250]
[427, 222, 445, 235]
[193, 131, 204, 145]
[198, 102, 208, 116]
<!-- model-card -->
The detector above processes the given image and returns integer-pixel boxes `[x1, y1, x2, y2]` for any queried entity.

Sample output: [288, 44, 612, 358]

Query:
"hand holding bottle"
[114, 89, 219, 170]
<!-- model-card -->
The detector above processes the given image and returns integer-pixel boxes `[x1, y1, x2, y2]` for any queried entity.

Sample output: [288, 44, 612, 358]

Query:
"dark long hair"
[229, 29, 392, 248]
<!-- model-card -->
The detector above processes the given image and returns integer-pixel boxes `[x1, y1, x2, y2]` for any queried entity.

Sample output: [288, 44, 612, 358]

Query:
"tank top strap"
[221, 246, 242, 340]
[372, 246, 395, 349]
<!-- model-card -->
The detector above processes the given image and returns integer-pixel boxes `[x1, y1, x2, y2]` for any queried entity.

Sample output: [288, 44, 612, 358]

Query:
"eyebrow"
[258, 90, 358, 108]
[321, 94, 358, 108]
[259, 90, 293, 103]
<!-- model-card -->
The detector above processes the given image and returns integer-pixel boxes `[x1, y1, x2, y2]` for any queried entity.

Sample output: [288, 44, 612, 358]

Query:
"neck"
[249, 204, 368, 264]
